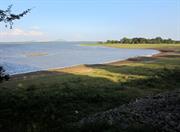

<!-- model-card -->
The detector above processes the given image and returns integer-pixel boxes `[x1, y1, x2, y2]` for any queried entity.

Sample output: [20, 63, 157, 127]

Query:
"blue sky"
[0, 0, 179, 42]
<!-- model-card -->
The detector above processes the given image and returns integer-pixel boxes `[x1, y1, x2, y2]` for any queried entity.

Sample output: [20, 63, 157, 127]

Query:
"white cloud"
[0, 28, 44, 36]
[30, 26, 41, 30]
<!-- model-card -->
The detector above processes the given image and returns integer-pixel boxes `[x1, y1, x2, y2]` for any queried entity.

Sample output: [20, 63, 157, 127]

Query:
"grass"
[0, 44, 180, 131]
[81, 43, 180, 52]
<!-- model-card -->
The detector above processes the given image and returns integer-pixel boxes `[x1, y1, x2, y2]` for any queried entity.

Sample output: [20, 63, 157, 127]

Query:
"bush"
[0, 66, 10, 82]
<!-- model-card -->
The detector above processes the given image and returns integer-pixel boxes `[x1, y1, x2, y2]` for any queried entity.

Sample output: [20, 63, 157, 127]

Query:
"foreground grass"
[0, 44, 180, 131]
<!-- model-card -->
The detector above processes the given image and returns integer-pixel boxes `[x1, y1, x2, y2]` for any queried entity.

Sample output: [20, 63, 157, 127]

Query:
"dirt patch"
[49, 65, 94, 74]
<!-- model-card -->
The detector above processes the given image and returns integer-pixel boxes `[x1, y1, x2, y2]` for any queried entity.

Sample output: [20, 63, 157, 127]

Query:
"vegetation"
[0, 5, 31, 29]
[0, 45, 180, 131]
[82, 43, 180, 52]
[100, 37, 180, 44]
[0, 66, 10, 82]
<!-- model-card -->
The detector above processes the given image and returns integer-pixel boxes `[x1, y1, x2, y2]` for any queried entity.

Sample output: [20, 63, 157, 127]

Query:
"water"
[0, 42, 159, 75]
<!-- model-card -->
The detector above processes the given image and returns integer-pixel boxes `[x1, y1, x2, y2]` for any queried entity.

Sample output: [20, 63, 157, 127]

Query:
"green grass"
[0, 45, 180, 131]
[81, 43, 180, 52]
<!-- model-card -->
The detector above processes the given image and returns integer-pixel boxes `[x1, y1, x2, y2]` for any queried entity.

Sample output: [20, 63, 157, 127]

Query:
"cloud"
[0, 28, 44, 36]
[30, 26, 41, 30]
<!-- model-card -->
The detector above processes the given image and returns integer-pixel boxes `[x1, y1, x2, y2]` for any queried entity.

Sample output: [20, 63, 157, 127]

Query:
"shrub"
[0, 66, 10, 82]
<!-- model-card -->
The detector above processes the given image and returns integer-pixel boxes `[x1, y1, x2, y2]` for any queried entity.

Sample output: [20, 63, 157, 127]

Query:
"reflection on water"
[0, 42, 159, 75]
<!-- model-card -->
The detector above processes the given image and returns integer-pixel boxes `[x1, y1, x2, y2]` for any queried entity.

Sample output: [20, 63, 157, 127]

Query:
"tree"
[0, 5, 31, 82]
[0, 5, 31, 29]
[105, 37, 180, 44]
[154, 37, 163, 43]
[120, 37, 131, 44]
[0, 66, 9, 82]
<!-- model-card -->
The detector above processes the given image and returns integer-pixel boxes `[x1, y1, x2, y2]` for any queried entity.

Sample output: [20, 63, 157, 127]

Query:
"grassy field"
[0, 44, 180, 131]
[81, 43, 180, 52]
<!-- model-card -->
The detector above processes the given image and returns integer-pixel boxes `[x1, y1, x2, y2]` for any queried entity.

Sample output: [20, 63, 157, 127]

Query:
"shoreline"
[11, 48, 163, 79]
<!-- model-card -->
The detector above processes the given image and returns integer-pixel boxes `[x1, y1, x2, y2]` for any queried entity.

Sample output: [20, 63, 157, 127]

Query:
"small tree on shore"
[0, 5, 31, 29]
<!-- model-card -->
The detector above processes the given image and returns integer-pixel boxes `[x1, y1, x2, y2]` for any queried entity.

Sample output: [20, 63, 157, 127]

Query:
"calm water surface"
[0, 42, 159, 75]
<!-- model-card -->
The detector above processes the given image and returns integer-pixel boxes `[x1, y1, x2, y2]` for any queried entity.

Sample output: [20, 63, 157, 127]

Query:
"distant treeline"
[100, 37, 180, 44]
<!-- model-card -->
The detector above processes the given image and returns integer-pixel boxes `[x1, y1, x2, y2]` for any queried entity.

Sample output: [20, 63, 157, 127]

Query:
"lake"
[0, 42, 159, 75]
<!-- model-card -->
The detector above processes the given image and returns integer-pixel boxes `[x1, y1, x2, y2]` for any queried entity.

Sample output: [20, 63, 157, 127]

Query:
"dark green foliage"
[105, 37, 180, 44]
[0, 66, 10, 82]
[78, 122, 156, 132]
[0, 5, 31, 29]
[0, 67, 179, 131]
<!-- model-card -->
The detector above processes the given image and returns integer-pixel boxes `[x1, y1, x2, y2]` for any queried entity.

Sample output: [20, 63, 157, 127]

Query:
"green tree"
[0, 66, 10, 82]
[120, 37, 131, 44]
[106, 37, 180, 44]
[0, 5, 31, 29]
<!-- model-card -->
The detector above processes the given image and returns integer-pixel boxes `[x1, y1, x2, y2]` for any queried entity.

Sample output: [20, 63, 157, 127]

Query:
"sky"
[0, 0, 179, 42]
